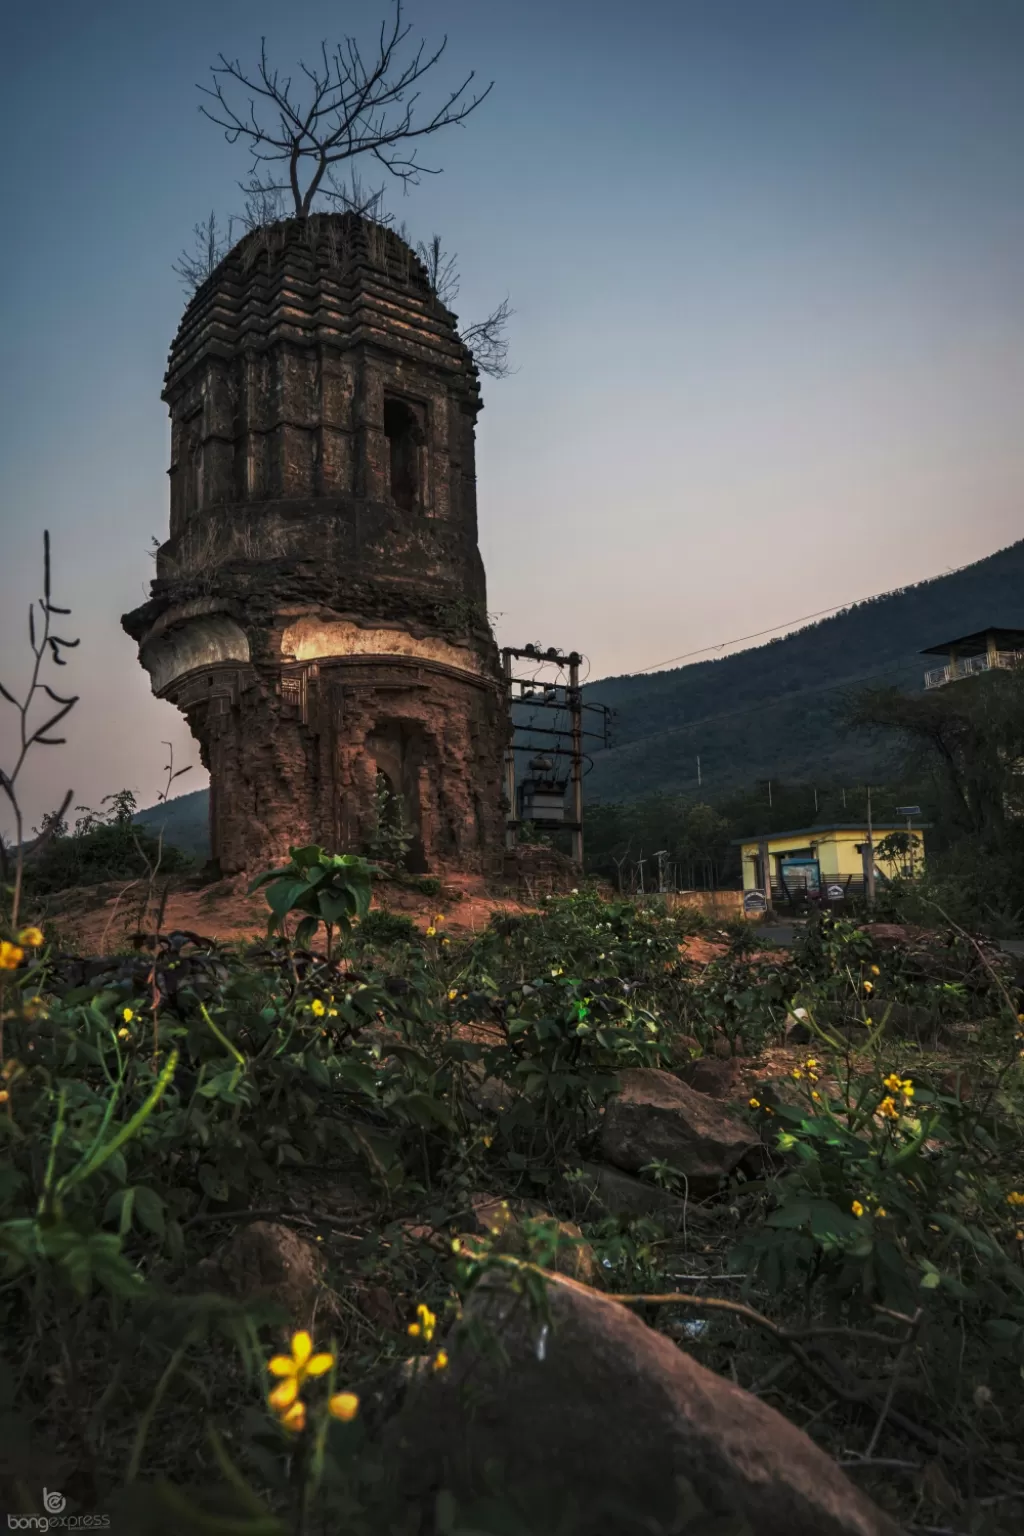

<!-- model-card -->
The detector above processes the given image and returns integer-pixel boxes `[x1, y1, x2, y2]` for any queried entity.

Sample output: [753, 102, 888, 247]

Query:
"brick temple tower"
[123, 214, 508, 877]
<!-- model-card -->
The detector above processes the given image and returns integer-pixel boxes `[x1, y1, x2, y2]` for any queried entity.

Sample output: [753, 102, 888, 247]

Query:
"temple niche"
[123, 213, 508, 878]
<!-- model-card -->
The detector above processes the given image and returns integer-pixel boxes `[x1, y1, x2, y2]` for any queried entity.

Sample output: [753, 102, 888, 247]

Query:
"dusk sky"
[3, 0, 1024, 833]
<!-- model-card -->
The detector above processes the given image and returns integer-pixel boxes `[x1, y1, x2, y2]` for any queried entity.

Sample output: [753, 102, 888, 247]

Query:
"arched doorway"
[365, 720, 430, 873]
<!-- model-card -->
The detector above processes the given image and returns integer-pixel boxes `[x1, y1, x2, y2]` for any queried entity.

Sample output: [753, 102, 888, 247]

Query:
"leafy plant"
[249, 844, 375, 956]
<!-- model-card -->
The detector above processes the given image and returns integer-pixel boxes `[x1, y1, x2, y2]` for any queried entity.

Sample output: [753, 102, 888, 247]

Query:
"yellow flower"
[328, 1391, 360, 1422]
[764, 1106, 774, 1116]
[122, 1007, 134, 1024]
[871, 965, 880, 976]
[883, 1073, 903, 1094]
[804, 1058, 819, 1070]
[441, 937, 450, 946]
[117, 1028, 130, 1041]
[278, 1399, 306, 1433]
[1016, 1231, 1024, 1243]
[407, 1302, 437, 1342]
[327, 1007, 338, 1017]
[432, 1350, 449, 1372]
[311, 999, 326, 1017]
[451, 1238, 462, 1253]
[1007, 1191, 1024, 1208]
[748, 1096, 761, 1109]
[448, 989, 458, 1001]
[0, 942, 24, 971]
[791, 1068, 803, 1080]
[901, 1079, 914, 1102]
[863, 980, 874, 994]
[851, 1200, 865, 1218]
[17, 927, 43, 948]
[425, 927, 437, 938]
[878, 1096, 899, 1120]
[267, 1331, 334, 1411]
[811, 1090, 821, 1101]
[876, 1207, 887, 1218]
[434, 914, 446, 925]
[481, 1135, 493, 1148]
[0, 1089, 9, 1105]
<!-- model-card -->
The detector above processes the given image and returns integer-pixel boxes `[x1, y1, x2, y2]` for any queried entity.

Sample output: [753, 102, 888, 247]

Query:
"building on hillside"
[922, 628, 1024, 690]
[122, 213, 508, 879]
[735, 823, 927, 909]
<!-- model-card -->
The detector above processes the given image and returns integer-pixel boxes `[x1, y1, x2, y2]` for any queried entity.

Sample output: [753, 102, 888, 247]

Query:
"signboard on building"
[743, 890, 767, 914]
[826, 884, 845, 901]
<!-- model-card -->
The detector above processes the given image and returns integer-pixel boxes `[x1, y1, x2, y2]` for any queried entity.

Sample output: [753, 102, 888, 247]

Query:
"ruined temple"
[122, 214, 508, 877]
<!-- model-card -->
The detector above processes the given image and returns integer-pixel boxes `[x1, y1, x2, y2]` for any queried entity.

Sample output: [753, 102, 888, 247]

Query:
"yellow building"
[736, 822, 926, 910]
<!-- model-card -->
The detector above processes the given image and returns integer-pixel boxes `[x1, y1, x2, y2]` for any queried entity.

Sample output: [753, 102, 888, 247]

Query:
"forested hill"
[583, 535, 1024, 803]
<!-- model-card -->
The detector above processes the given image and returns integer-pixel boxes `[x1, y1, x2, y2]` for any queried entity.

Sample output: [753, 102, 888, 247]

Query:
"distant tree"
[849, 671, 1024, 842]
[196, 1, 492, 220]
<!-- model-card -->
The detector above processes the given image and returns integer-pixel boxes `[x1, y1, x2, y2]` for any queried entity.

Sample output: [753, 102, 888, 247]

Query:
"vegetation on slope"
[585, 535, 1024, 801]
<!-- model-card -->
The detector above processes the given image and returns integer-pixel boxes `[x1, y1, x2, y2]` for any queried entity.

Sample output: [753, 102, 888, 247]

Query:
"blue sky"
[3, 0, 1024, 828]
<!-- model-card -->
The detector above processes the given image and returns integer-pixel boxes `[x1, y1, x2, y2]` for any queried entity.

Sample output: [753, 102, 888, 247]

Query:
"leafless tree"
[172, 211, 234, 293]
[0, 532, 79, 929]
[416, 232, 460, 307]
[197, 1, 493, 220]
[414, 231, 514, 379]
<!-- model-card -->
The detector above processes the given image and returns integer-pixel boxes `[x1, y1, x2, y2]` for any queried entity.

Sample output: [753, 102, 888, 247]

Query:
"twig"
[182, 1206, 366, 1237]
[838, 1456, 922, 1471]
[864, 1307, 923, 1457]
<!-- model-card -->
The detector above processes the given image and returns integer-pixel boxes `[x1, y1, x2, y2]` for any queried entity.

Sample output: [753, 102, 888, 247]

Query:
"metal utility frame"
[501, 645, 610, 867]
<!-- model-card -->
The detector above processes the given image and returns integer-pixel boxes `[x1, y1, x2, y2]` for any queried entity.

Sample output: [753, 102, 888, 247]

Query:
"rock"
[458, 1192, 601, 1286]
[194, 1220, 325, 1327]
[669, 1033, 702, 1068]
[360, 1283, 403, 1331]
[601, 1069, 758, 1196]
[558, 1161, 692, 1223]
[382, 1271, 903, 1536]
[679, 1056, 745, 1100]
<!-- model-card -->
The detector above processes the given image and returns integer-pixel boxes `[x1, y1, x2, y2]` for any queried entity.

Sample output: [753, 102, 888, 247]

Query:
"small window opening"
[383, 398, 422, 512]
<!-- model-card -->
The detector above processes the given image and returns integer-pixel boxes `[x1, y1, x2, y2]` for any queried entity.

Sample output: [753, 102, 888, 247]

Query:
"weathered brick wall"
[123, 214, 508, 878]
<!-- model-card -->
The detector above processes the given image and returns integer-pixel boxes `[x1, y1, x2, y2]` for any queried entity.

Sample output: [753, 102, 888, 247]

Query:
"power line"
[626, 555, 980, 678]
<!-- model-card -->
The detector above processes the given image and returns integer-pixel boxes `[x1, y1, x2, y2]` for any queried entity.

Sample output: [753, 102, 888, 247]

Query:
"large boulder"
[382, 1271, 903, 1536]
[601, 1068, 759, 1195]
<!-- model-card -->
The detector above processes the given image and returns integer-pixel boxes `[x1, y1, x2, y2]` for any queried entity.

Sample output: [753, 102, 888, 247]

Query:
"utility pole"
[636, 856, 646, 896]
[767, 780, 772, 809]
[758, 837, 772, 913]
[502, 649, 517, 849]
[569, 651, 583, 867]
[696, 755, 702, 788]
[654, 849, 668, 893]
[864, 786, 876, 908]
[813, 786, 818, 813]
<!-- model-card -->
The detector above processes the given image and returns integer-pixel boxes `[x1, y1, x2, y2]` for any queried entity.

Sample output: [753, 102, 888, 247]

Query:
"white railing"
[924, 650, 1023, 690]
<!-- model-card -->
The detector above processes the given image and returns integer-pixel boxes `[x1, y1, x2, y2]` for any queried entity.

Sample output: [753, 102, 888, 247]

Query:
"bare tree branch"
[196, 1, 493, 219]
[460, 294, 515, 379]
[172, 212, 234, 294]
